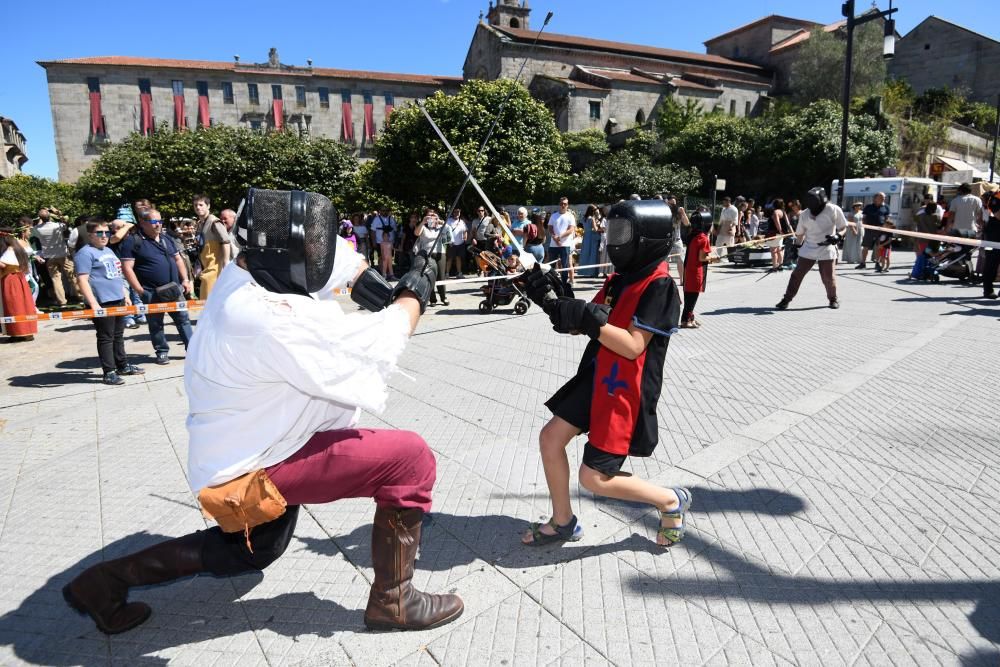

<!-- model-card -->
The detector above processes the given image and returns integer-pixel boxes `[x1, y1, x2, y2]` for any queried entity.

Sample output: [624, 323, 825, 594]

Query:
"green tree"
[368, 79, 569, 210]
[790, 21, 887, 105]
[653, 95, 704, 140]
[562, 128, 609, 173]
[0, 174, 83, 224]
[659, 114, 762, 194]
[574, 130, 701, 201]
[75, 124, 357, 218]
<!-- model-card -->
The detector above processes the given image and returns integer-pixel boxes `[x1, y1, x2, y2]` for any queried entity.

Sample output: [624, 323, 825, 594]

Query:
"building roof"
[769, 20, 846, 54]
[901, 15, 1000, 46]
[704, 15, 819, 45]
[37, 56, 463, 86]
[533, 75, 609, 92]
[575, 66, 663, 86]
[491, 25, 767, 74]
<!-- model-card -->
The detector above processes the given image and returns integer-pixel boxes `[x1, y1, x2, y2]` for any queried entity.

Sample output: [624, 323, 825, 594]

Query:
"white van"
[830, 177, 941, 229]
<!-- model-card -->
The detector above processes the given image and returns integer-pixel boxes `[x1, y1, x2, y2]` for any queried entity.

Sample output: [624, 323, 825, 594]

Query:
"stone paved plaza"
[1, 254, 998, 666]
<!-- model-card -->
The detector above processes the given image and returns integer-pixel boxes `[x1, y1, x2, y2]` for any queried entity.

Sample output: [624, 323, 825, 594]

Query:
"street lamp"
[836, 0, 899, 208]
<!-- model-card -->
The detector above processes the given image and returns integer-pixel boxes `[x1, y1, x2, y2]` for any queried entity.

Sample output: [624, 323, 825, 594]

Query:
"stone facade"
[0, 117, 28, 179]
[889, 16, 1000, 104]
[464, 14, 772, 134]
[39, 52, 462, 182]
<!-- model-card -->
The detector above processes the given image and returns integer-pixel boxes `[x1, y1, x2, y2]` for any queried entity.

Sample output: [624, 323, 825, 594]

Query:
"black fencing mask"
[688, 210, 713, 235]
[235, 188, 338, 297]
[605, 200, 673, 274]
[803, 187, 828, 217]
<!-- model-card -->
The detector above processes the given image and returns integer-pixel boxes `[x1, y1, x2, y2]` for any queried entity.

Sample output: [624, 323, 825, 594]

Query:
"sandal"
[657, 487, 692, 547]
[523, 515, 583, 547]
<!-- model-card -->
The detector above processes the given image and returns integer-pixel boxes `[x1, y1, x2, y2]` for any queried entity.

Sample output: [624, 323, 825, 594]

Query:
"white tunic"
[795, 204, 848, 261]
[184, 260, 411, 491]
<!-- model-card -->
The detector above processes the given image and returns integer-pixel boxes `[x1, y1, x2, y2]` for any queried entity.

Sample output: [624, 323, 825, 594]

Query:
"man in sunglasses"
[119, 209, 194, 365]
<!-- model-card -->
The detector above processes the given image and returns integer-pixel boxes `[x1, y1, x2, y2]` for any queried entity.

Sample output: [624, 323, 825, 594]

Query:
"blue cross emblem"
[601, 361, 628, 396]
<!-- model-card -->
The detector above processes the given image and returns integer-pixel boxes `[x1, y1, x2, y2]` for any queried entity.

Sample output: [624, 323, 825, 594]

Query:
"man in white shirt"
[63, 188, 463, 636]
[547, 197, 577, 283]
[446, 207, 468, 277]
[776, 187, 847, 310]
[946, 183, 983, 238]
[31, 207, 80, 306]
[716, 197, 739, 257]
[371, 207, 397, 279]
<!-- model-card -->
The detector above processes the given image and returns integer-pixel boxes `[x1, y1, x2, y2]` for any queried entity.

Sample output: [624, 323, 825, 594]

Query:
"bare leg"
[522, 417, 579, 544]
[578, 466, 682, 546]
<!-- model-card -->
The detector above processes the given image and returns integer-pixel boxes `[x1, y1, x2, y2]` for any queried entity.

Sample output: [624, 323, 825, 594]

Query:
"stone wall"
[44, 64, 459, 182]
[705, 20, 807, 65]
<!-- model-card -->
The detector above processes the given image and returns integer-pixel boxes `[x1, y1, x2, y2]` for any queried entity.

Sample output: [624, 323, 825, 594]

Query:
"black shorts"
[545, 370, 628, 476]
[862, 227, 880, 249]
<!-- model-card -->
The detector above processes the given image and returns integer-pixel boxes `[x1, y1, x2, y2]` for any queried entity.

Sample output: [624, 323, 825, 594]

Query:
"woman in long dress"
[0, 229, 39, 341]
[578, 205, 601, 278]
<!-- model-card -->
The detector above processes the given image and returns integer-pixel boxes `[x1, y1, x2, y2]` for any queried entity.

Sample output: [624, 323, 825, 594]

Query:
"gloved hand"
[521, 265, 570, 307]
[390, 252, 437, 313]
[819, 234, 843, 247]
[544, 297, 610, 339]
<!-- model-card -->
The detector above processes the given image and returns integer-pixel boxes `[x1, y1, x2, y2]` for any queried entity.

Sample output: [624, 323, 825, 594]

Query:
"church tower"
[486, 0, 531, 30]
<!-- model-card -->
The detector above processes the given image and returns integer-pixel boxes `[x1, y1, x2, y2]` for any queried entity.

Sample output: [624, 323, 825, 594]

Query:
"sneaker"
[829, 300, 841, 309]
[854, 263, 866, 270]
[116, 364, 145, 376]
[154, 354, 170, 365]
[136, 316, 148, 324]
[441, 297, 450, 306]
[102, 371, 125, 386]
[124, 319, 140, 329]
[679, 320, 696, 329]
[984, 292, 998, 299]
[775, 299, 790, 310]
[691, 319, 702, 328]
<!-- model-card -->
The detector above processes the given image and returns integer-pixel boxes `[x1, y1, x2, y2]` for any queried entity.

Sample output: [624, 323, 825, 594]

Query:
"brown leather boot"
[364, 508, 464, 631]
[63, 532, 206, 634]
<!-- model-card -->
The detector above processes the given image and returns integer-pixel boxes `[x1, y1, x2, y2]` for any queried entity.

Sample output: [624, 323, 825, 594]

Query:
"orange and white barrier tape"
[851, 222, 1000, 251]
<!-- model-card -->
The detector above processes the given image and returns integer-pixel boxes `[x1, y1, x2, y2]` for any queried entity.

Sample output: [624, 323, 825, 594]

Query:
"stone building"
[889, 16, 1000, 104]
[0, 117, 28, 179]
[39, 50, 462, 182]
[465, 1, 773, 134]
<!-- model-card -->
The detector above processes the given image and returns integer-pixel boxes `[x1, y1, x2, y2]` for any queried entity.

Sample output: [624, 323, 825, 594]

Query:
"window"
[196, 81, 210, 128]
[341, 90, 354, 143]
[363, 92, 375, 143]
[729, 99, 736, 116]
[295, 85, 306, 107]
[745, 100, 752, 117]
[171, 80, 186, 130]
[635, 108, 645, 125]
[138, 79, 153, 136]
[250, 120, 263, 132]
[319, 87, 330, 108]
[384, 92, 395, 120]
[589, 101, 601, 120]
[271, 84, 283, 101]
[222, 81, 234, 104]
[248, 83, 259, 105]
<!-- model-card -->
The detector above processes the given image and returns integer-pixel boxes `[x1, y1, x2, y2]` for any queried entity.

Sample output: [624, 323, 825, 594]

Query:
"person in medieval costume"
[775, 187, 848, 311]
[517, 199, 692, 548]
[62, 188, 463, 634]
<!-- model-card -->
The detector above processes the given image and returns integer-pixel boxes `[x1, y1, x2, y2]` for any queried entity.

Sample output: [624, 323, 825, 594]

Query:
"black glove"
[390, 252, 437, 313]
[544, 297, 610, 339]
[521, 265, 575, 307]
[819, 234, 843, 247]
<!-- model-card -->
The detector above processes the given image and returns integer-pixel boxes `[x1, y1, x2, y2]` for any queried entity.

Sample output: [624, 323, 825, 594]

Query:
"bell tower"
[487, 0, 531, 30]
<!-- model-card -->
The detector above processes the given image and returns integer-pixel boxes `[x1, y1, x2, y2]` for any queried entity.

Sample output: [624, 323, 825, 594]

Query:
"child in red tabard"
[681, 210, 719, 328]
[518, 200, 692, 548]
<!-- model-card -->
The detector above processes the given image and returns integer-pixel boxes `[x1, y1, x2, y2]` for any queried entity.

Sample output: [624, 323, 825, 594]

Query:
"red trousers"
[265, 428, 436, 513]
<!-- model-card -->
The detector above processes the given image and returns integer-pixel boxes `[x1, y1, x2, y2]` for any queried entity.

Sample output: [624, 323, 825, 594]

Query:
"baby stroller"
[473, 248, 531, 315]
[920, 240, 976, 283]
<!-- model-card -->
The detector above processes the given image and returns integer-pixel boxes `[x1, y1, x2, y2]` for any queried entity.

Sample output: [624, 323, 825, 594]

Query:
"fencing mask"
[235, 188, 341, 297]
[803, 187, 828, 217]
[605, 200, 673, 274]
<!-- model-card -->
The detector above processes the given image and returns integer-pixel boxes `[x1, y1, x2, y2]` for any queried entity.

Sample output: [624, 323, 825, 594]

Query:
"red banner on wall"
[363, 100, 375, 142]
[341, 101, 354, 142]
[272, 99, 284, 130]
[89, 91, 106, 136]
[198, 94, 210, 127]
[384, 103, 394, 123]
[140, 92, 153, 135]
[173, 95, 186, 130]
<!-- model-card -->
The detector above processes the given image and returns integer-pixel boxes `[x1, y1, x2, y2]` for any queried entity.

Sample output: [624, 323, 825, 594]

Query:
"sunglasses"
[92, 230, 111, 237]
[145, 219, 162, 225]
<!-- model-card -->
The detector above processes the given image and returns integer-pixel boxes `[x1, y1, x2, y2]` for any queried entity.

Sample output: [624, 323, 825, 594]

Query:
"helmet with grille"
[235, 188, 338, 296]
[605, 199, 673, 274]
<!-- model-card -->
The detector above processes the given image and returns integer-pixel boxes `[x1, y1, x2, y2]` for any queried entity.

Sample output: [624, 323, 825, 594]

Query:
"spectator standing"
[108, 219, 144, 329]
[510, 206, 528, 247]
[666, 195, 687, 285]
[842, 202, 865, 265]
[74, 219, 145, 385]
[523, 211, 546, 263]
[446, 208, 468, 277]
[981, 192, 1000, 299]
[30, 208, 79, 306]
[413, 208, 450, 306]
[547, 197, 577, 283]
[716, 197, 739, 257]
[763, 198, 789, 271]
[743, 198, 759, 238]
[468, 205, 487, 255]
[946, 183, 983, 238]
[597, 206, 610, 276]
[0, 228, 38, 341]
[910, 197, 941, 279]
[339, 220, 358, 251]
[371, 208, 397, 279]
[119, 209, 194, 365]
[873, 221, 896, 273]
[194, 195, 230, 300]
[352, 212, 370, 265]
[219, 208, 239, 260]
[856, 192, 890, 269]
[15, 219, 41, 302]
[578, 205, 601, 278]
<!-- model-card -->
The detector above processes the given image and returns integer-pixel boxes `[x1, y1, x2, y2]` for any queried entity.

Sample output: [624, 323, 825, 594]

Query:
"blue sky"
[4, 0, 995, 180]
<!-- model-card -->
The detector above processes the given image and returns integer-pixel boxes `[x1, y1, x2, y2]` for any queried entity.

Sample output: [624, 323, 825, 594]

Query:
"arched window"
[635, 109, 645, 125]
[510, 18, 520, 28]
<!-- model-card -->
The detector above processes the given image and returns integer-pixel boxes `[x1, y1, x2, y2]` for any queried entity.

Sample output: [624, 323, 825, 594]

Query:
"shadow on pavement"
[0, 532, 358, 667]
[626, 533, 1000, 652]
[8, 370, 102, 387]
[701, 306, 777, 316]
